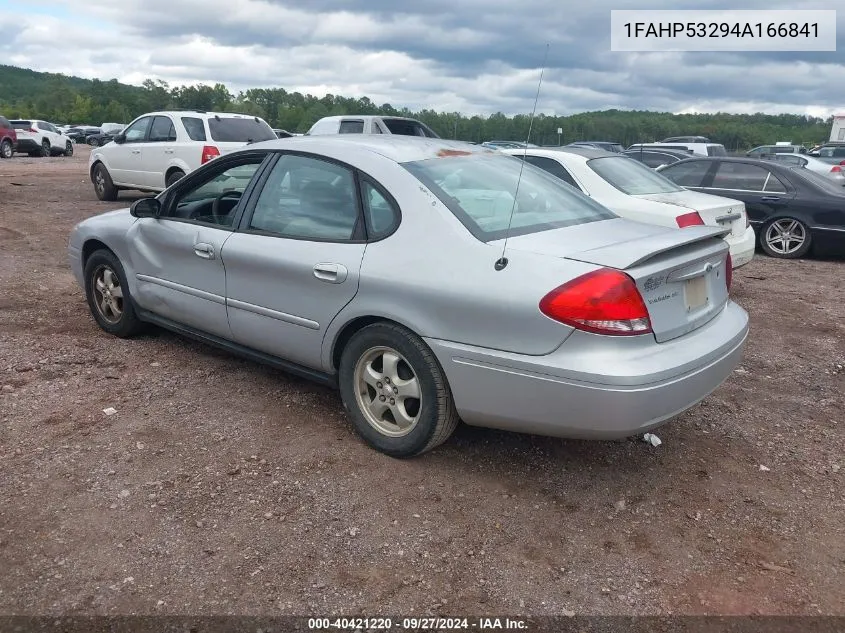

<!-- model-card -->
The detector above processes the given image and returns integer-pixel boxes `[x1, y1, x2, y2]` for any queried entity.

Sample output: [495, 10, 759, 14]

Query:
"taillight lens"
[201, 145, 220, 164]
[676, 211, 704, 228]
[30, 127, 38, 134]
[831, 165, 842, 173]
[725, 253, 733, 291]
[539, 269, 652, 336]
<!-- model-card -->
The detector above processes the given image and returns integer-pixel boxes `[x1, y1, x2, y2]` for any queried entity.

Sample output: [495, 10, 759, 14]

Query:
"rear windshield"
[588, 156, 683, 195]
[707, 145, 728, 156]
[791, 166, 845, 195]
[383, 118, 439, 138]
[404, 154, 616, 241]
[11, 121, 31, 129]
[207, 117, 275, 143]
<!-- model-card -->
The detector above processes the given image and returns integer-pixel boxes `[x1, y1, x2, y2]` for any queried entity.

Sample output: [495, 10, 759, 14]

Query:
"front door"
[125, 152, 270, 339]
[110, 116, 152, 186]
[222, 153, 369, 370]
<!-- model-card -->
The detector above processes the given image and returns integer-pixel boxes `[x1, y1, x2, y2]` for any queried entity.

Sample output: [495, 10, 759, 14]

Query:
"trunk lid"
[633, 190, 747, 238]
[503, 219, 731, 343]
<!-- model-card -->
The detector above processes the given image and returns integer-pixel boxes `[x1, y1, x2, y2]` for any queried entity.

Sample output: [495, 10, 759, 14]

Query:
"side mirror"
[130, 197, 161, 218]
[113, 133, 126, 144]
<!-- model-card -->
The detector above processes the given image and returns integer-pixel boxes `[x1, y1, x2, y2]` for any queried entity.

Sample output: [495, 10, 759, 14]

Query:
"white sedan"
[503, 147, 756, 268]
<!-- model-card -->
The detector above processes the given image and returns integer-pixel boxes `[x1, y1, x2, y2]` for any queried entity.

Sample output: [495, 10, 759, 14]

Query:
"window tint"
[338, 120, 365, 134]
[588, 156, 683, 195]
[124, 117, 151, 142]
[711, 162, 769, 190]
[207, 117, 276, 142]
[371, 122, 384, 134]
[165, 158, 265, 226]
[249, 154, 360, 240]
[522, 155, 580, 189]
[0, 116, 9, 129]
[10, 121, 32, 130]
[764, 172, 787, 193]
[660, 161, 712, 187]
[148, 116, 176, 142]
[382, 118, 438, 137]
[361, 179, 399, 238]
[404, 154, 616, 242]
[706, 145, 727, 157]
[181, 117, 207, 141]
[629, 151, 675, 168]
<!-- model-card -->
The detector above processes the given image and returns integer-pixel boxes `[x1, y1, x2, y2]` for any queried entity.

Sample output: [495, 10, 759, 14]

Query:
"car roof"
[246, 135, 496, 163]
[504, 146, 617, 160]
[141, 111, 266, 119]
[312, 115, 421, 122]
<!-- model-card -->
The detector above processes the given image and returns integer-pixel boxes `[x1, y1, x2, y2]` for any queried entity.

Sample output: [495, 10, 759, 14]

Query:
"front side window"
[338, 120, 365, 134]
[164, 157, 266, 226]
[249, 154, 360, 241]
[404, 154, 616, 242]
[123, 117, 152, 143]
[588, 156, 683, 195]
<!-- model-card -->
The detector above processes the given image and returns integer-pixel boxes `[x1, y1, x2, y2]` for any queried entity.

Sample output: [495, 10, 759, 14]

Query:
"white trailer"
[830, 115, 845, 142]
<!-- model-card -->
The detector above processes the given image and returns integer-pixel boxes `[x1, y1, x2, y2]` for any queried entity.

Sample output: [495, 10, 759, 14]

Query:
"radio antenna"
[495, 43, 549, 272]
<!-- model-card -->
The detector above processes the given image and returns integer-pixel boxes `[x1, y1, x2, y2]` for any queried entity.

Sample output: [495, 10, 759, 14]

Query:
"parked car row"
[69, 134, 749, 458]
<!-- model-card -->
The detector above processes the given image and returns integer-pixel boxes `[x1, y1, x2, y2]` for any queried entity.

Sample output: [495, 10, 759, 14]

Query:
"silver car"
[68, 136, 749, 457]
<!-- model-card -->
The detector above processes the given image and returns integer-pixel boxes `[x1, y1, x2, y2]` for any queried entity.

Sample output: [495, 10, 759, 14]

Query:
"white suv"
[88, 110, 276, 201]
[10, 119, 73, 157]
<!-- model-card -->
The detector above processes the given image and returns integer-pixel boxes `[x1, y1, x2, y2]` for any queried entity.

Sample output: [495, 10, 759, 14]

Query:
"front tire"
[93, 163, 118, 201]
[64, 142, 73, 157]
[761, 217, 812, 259]
[338, 323, 459, 457]
[40, 140, 50, 157]
[0, 139, 12, 159]
[83, 250, 145, 338]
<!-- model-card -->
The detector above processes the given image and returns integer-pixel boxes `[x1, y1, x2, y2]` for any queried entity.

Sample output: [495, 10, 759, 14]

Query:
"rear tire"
[338, 322, 459, 457]
[64, 142, 73, 157]
[0, 139, 12, 159]
[93, 163, 118, 201]
[760, 217, 812, 259]
[83, 249, 145, 338]
[165, 169, 185, 188]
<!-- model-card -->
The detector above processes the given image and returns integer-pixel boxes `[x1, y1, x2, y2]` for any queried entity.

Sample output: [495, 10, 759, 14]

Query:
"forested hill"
[0, 64, 832, 148]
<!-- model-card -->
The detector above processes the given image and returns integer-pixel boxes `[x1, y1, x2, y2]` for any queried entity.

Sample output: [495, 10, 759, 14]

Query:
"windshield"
[587, 156, 684, 195]
[404, 154, 617, 241]
[208, 117, 276, 143]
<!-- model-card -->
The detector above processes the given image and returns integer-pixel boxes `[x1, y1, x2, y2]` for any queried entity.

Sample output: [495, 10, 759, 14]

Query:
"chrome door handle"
[131, 149, 141, 154]
[313, 263, 348, 283]
[193, 243, 215, 259]
[164, 149, 174, 154]
[761, 196, 781, 202]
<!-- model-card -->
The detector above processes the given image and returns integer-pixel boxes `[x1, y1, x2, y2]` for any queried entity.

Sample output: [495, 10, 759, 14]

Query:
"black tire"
[165, 169, 185, 188]
[83, 249, 145, 338]
[64, 142, 73, 157]
[338, 322, 459, 457]
[87, 137, 100, 147]
[760, 217, 812, 259]
[40, 140, 50, 157]
[92, 163, 118, 201]
[0, 139, 12, 159]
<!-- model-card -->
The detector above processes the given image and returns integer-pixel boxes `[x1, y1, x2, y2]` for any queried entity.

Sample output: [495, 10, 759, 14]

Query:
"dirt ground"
[0, 146, 843, 619]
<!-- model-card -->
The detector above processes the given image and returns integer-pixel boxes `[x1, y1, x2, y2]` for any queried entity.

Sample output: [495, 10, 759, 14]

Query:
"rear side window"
[707, 145, 727, 156]
[660, 160, 712, 187]
[338, 120, 365, 134]
[361, 178, 399, 238]
[521, 155, 580, 189]
[711, 162, 769, 190]
[207, 117, 276, 142]
[404, 154, 616, 242]
[181, 117, 207, 141]
[148, 116, 176, 142]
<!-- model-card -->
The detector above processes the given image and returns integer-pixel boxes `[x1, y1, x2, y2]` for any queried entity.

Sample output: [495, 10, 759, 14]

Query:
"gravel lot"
[0, 147, 843, 618]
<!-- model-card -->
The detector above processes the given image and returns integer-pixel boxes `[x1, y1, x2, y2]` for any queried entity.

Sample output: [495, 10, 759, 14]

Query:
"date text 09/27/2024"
[622, 22, 819, 39]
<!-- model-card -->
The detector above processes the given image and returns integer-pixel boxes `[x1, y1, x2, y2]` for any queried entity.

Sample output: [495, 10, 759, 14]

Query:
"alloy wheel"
[91, 265, 124, 323]
[764, 219, 806, 256]
[353, 346, 422, 437]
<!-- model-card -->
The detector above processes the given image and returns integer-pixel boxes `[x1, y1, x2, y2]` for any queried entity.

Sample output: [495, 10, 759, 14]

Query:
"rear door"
[222, 152, 372, 370]
[143, 115, 178, 188]
[700, 161, 796, 227]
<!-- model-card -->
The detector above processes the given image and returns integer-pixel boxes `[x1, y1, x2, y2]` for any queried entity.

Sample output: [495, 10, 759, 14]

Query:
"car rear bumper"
[725, 225, 756, 268]
[14, 138, 39, 153]
[425, 300, 749, 440]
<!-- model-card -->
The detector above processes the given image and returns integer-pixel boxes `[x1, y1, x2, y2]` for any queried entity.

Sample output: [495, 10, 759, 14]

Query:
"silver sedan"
[68, 136, 749, 457]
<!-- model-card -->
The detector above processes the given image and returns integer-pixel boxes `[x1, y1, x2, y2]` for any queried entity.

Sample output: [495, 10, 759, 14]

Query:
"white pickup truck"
[307, 115, 440, 138]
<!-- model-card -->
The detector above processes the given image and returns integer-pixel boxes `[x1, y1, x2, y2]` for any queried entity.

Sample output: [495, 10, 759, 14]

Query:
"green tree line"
[0, 64, 833, 149]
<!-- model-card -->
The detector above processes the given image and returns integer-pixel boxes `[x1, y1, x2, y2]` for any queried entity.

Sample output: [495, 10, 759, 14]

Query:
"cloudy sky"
[2, 0, 843, 117]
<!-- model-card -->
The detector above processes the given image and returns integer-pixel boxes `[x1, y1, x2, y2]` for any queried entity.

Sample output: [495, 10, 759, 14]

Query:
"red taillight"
[539, 269, 652, 336]
[725, 254, 733, 291]
[201, 145, 220, 164]
[675, 211, 704, 228]
[30, 127, 38, 134]
[831, 165, 842, 173]
[840, 159, 845, 166]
